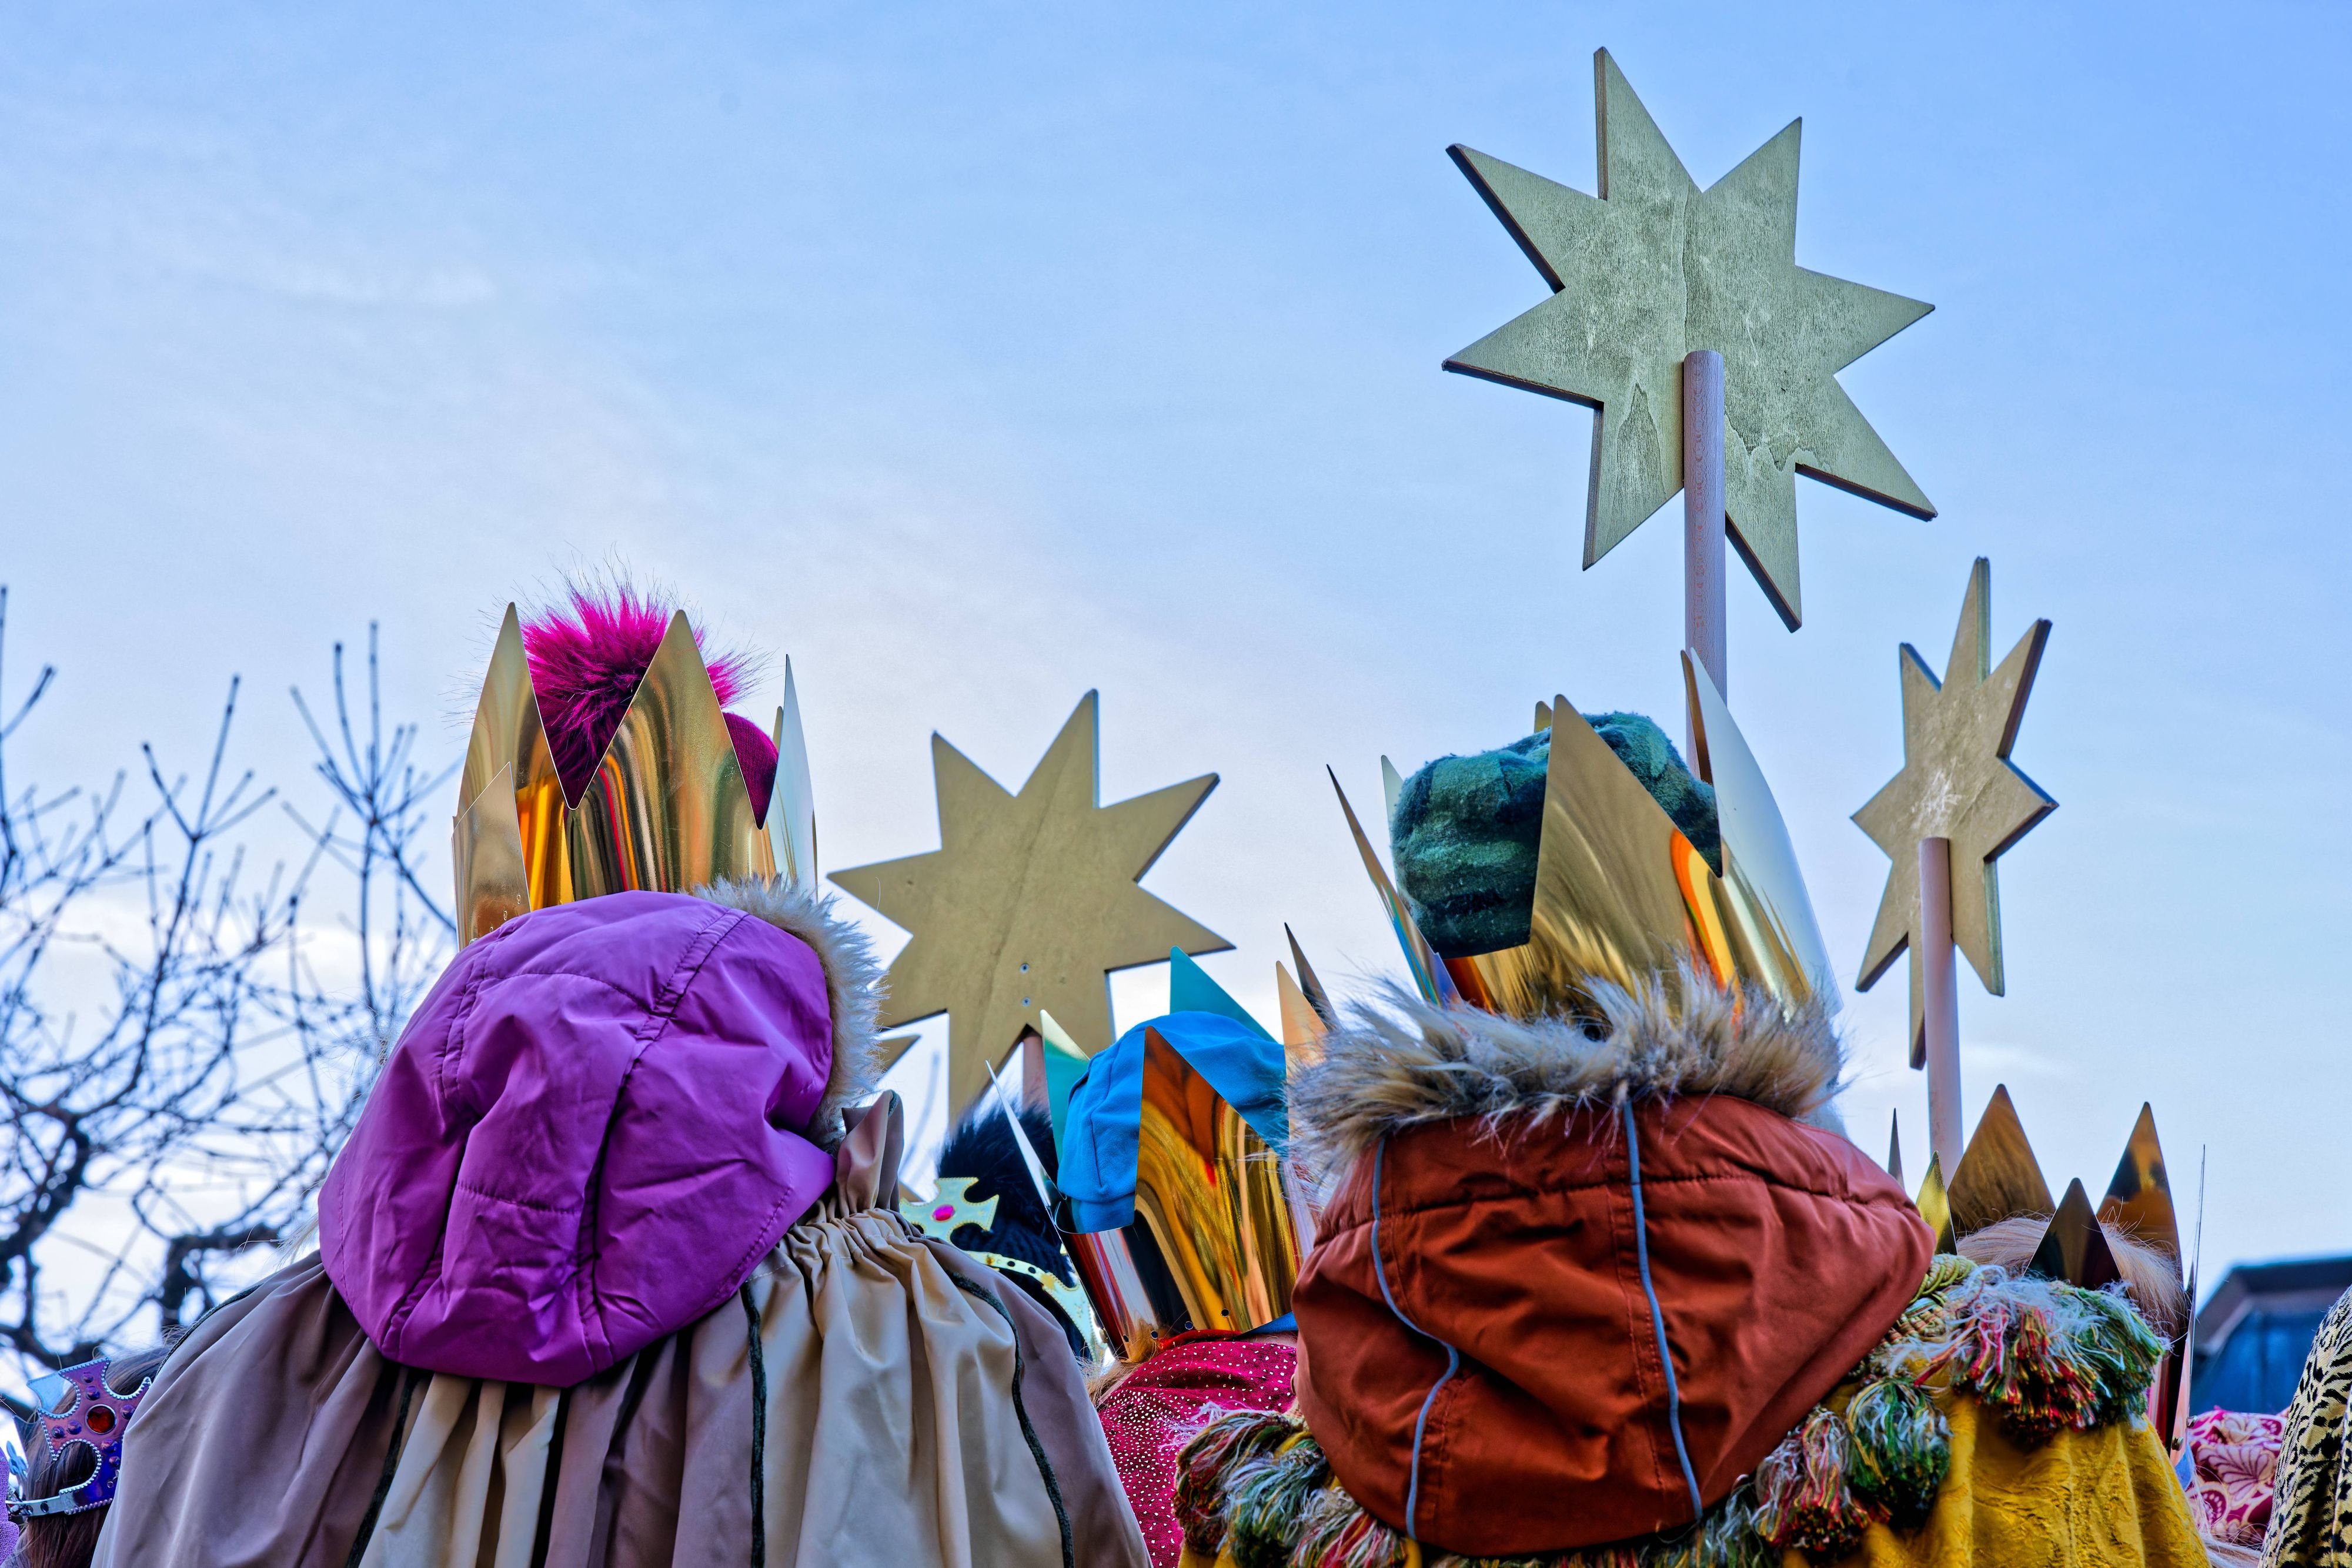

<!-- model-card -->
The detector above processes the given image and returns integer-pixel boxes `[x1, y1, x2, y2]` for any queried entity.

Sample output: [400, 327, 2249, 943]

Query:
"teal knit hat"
[1388, 713, 1721, 959]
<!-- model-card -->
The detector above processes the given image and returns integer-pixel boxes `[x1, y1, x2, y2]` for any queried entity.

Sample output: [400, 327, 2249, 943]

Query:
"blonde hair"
[1956, 1215, 2186, 1339]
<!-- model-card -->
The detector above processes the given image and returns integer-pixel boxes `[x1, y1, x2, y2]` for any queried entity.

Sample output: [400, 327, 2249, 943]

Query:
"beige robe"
[95, 1101, 1146, 1568]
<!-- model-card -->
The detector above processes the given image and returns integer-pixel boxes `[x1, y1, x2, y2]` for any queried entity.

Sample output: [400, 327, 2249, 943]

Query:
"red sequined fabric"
[1096, 1332, 1298, 1568]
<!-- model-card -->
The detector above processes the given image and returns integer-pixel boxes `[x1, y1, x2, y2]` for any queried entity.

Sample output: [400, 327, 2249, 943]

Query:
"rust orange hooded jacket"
[1292, 1026, 1930, 1557]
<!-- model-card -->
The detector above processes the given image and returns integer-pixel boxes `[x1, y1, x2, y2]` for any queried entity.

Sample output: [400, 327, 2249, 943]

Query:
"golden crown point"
[2032, 1179, 2123, 1292]
[1275, 961, 1327, 1073]
[452, 604, 818, 945]
[1945, 1085, 2054, 1240]
[2099, 1102, 2179, 1267]
[1329, 765, 1454, 1007]
[1347, 652, 1834, 1024]
[1285, 924, 1335, 1025]
[1944, 1085, 2185, 1292]
[1913, 1153, 1956, 1255]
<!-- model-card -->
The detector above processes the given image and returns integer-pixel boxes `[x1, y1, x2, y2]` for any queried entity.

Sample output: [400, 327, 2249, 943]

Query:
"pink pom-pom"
[725, 711, 780, 826]
[520, 581, 771, 814]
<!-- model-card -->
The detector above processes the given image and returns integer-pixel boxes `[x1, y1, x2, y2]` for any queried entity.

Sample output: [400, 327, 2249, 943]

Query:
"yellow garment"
[1814, 1386, 2206, 1568]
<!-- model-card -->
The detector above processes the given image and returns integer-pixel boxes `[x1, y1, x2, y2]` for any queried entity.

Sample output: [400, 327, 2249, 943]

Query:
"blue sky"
[1, 2, 2345, 1286]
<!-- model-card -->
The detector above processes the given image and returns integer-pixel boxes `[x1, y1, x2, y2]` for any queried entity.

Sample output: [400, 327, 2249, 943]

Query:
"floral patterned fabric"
[2190, 1407, 2287, 1547]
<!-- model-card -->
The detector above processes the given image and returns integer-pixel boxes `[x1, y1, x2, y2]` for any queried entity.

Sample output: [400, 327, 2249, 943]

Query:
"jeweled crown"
[8, 1358, 150, 1519]
[453, 604, 818, 944]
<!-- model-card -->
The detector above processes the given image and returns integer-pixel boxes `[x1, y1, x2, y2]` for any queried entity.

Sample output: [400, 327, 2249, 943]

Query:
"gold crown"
[452, 605, 818, 944]
[1061, 1024, 1307, 1360]
[1922, 1087, 2182, 1283]
[1338, 652, 1834, 1022]
[1919, 1088, 2191, 1444]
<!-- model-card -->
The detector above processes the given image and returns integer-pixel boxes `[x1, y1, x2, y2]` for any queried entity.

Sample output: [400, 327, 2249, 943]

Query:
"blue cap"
[1057, 1010, 1288, 1233]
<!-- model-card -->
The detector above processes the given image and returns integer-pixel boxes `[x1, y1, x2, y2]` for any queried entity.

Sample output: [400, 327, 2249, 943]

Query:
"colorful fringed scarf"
[1172, 1256, 2169, 1568]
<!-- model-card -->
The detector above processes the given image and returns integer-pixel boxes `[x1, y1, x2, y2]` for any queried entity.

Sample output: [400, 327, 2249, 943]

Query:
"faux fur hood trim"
[697, 877, 883, 1149]
[1291, 970, 1845, 1183]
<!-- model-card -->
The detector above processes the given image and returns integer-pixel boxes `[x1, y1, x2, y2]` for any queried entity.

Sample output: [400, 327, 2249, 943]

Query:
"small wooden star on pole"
[1445, 48, 1935, 629]
[830, 692, 1230, 1116]
[1853, 559, 2055, 1059]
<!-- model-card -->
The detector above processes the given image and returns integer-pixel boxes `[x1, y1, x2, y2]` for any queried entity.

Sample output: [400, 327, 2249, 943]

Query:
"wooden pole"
[1017, 1026, 1047, 1111]
[1683, 350, 1728, 728]
[1918, 836, 1963, 1175]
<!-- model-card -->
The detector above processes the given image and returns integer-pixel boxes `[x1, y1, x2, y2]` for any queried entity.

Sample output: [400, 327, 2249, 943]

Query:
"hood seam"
[375, 970, 494, 1345]
[575, 904, 741, 1375]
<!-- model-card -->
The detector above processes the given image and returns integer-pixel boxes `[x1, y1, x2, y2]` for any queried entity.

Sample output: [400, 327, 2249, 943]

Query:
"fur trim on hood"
[1291, 970, 1845, 1183]
[698, 877, 883, 1147]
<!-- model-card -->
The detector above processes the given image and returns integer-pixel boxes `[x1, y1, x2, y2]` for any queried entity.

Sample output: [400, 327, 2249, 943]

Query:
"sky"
[1, 1, 2346, 1295]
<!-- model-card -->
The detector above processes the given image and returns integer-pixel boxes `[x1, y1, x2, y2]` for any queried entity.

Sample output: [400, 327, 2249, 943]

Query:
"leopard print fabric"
[2267, 1288, 2352, 1566]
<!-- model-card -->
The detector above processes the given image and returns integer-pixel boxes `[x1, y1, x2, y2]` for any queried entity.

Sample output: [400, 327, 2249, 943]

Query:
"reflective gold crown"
[1341, 653, 1835, 1022]
[453, 605, 818, 944]
[1927, 1087, 2183, 1289]
[1062, 1025, 1306, 1360]
[1920, 1089, 2191, 1446]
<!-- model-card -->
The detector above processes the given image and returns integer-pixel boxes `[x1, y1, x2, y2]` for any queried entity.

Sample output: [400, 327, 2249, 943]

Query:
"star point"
[1445, 47, 1934, 628]
[830, 692, 1229, 1115]
[1853, 560, 2056, 1059]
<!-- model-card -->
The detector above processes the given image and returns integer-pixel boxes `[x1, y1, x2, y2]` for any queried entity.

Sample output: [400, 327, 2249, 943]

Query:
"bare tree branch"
[0, 587, 450, 1378]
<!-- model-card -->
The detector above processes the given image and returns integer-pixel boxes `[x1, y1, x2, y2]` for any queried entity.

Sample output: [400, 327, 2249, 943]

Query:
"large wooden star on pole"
[1853, 559, 2055, 1058]
[1445, 48, 1935, 628]
[830, 692, 1229, 1116]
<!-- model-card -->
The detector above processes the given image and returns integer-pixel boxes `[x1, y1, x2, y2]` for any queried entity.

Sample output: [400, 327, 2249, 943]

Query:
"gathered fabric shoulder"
[95, 1094, 1147, 1568]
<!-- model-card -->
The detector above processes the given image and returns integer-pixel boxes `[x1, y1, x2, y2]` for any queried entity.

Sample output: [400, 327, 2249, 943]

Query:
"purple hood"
[320, 887, 873, 1386]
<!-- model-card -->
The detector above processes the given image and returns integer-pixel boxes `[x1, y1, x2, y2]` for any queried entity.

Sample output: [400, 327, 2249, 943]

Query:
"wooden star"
[830, 692, 1228, 1115]
[1445, 49, 1935, 628]
[1853, 560, 2055, 1059]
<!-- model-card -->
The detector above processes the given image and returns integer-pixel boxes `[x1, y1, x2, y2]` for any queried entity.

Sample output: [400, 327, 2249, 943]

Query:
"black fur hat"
[935, 1101, 1087, 1358]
